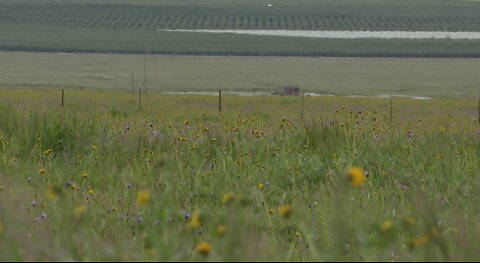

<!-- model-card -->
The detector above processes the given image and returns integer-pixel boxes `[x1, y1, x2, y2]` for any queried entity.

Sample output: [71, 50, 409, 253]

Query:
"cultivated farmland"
[1, 0, 480, 56]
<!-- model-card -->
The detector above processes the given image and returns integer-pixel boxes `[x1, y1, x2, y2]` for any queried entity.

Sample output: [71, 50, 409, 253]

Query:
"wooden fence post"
[61, 88, 64, 107]
[138, 87, 142, 111]
[301, 92, 305, 121]
[389, 95, 393, 124]
[477, 91, 480, 125]
[131, 71, 135, 94]
[219, 89, 222, 113]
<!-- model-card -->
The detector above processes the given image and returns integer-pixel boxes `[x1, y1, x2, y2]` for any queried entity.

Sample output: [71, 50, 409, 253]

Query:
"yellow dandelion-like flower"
[195, 242, 212, 256]
[222, 192, 235, 205]
[88, 187, 94, 196]
[295, 232, 302, 238]
[410, 234, 430, 248]
[136, 190, 151, 207]
[39, 167, 47, 175]
[143, 240, 156, 257]
[279, 204, 292, 219]
[402, 217, 416, 228]
[43, 148, 53, 155]
[257, 183, 265, 191]
[217, 225, 226, 237]
[81, 171, 89, 179]
[347, 167, 366, 188]
[71, 183, 77, 191]
[47, 185, 61, 200]
[187, 210, 201, 230]
[269, 208, 275, 215]
[91, 145, 97, 152]
[444, 227, 458, 236]
[74, 205, 87, 219]
[380, 220, 394, 233]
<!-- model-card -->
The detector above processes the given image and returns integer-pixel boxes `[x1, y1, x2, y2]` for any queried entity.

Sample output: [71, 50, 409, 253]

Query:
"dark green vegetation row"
[3, 0, 480, 31]
[1, 0, 480, 57]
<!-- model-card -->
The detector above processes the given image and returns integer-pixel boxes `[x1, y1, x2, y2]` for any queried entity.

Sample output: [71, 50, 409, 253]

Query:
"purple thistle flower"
[35, 212, 48, 222]
[407, 130, 414, 138]
[151, 130, 163, 138]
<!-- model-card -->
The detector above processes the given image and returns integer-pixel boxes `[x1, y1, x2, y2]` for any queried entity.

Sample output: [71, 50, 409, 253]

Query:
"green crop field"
[1, 0, 480, 57]
[0, 89, 479, 261]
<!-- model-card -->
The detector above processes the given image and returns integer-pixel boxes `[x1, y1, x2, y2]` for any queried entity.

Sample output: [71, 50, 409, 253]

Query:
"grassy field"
[0, 89, 479, 261]
[1, 52, 480, 98]
[0, 1, 479, 260]
[1, 0, 480, 57]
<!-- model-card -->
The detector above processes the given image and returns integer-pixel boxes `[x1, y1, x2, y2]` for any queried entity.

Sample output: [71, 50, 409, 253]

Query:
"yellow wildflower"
[88, 187, 94, 196]
[71, 183, 77, 191]
[39, 167, 47, 175]
[187, 210, 201, 230]
[81, 171, 89, 179]
[222, 192, 235, 205]
[44, 148, 53, 155]
[402, 217, 416, 228]
[47, 185, 61, 200]
[195, 242, 212, 256]
[217, 225, 226, 237]
[410, 234, 430, 248]
[279, 205, 292, 219]
[74, 205, 87, 219]
[257, 183, 265, 191]
[143, 237, 155, 257]
[380, 220, 394, 233]
[347, 167, 366, 188]
[91, 145, 97, 152]
[136, 190, 151, 207]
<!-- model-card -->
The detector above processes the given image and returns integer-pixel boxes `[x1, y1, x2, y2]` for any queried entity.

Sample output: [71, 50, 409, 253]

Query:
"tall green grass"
[0, 92, 478, 261]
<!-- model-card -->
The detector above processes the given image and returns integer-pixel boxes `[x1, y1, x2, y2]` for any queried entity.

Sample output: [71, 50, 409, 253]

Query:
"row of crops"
[2, 13, 480, 31]
[2, 2, 480, 32]
[1, 1, 480, 57]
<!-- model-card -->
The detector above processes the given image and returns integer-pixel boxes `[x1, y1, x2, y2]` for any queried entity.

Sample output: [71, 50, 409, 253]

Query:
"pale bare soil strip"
[162, 29, 480, 39]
